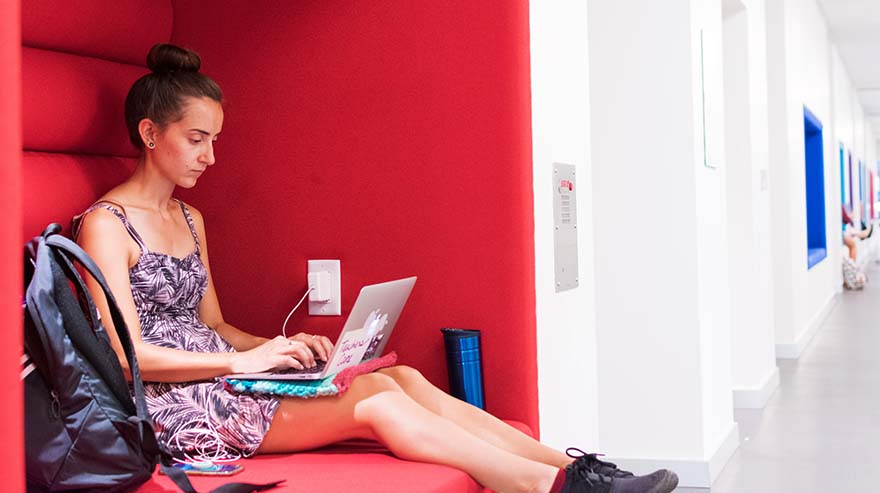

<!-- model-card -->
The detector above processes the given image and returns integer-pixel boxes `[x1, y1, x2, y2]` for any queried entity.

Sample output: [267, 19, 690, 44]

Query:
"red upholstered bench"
[21, 3, 538, 493]
[135, 422, 533, 493]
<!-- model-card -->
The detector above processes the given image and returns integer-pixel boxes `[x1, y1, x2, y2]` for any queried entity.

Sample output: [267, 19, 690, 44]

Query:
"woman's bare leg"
[257, 372, 560, 493]
[845, 233, 858, 260]
[378, 366, 572, 468]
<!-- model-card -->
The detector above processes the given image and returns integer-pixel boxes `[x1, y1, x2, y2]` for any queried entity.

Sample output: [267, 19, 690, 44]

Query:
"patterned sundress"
[73, 200, 281, 457]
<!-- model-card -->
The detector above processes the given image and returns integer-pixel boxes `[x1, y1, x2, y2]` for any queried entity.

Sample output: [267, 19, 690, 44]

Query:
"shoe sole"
[647, 470, 679, 493]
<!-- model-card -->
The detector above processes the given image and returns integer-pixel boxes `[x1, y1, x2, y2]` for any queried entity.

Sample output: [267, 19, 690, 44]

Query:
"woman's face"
[150, 96, 224, 188]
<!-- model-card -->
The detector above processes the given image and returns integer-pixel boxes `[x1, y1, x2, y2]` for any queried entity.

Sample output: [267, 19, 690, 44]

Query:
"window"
[803, 107, 826, 269]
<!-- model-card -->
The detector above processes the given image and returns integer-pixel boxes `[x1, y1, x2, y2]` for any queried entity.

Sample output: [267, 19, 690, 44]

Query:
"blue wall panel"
[803, 106, 826, 269]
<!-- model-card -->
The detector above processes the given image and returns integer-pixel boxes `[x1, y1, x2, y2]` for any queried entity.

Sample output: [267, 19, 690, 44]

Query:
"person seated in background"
[842, 204, 872, 261]
[73, 43, 679, 493]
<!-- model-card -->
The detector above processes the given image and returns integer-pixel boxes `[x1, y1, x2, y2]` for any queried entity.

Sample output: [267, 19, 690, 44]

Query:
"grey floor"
[676, 261, 880, 492]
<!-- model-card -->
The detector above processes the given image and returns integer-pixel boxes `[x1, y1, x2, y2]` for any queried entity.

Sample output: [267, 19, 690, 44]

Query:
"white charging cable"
[169, 286, 315, 467]
[169, 414, 242, 466]
[282, 287, 313, 339]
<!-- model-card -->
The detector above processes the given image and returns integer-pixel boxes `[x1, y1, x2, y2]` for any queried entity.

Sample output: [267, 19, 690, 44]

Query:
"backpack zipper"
[49, 390, 61, 418]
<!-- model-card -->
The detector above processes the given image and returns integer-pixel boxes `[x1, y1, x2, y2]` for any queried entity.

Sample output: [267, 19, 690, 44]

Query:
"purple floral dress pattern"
[74, 200, 280, 457]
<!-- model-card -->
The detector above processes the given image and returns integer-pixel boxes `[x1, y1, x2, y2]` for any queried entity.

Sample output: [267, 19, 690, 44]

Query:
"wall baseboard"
[776, 292, 838, 359]
[732, 367, 780, 408]
[604, 423, 740, 488]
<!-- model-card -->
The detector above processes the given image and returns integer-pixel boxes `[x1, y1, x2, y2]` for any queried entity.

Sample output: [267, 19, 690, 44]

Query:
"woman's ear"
[138, 119, 158, 148]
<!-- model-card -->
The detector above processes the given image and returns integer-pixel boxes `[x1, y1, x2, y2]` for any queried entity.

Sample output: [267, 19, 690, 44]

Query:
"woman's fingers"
[277, 340, 316, 368]
[318, 336, 334, 360]
[294, 345, 316, 368]
[289, 333, 334, 362]
[274, 355, 304, 370]
[308, 335, 329, 361]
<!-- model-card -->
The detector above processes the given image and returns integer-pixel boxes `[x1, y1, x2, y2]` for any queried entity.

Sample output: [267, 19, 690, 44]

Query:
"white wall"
[723, 0, 779, 408]
[528, 0, 599, 450]
[529, 0, 875, 484]
[768, 0, 839, 358]
[691, 0, 737, 459]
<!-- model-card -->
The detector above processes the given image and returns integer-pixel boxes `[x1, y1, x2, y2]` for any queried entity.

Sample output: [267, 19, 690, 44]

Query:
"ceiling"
[815, 0, 880, 146]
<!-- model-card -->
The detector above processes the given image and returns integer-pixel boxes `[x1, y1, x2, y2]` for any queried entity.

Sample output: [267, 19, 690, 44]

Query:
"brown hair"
[124, 43, 222, 149]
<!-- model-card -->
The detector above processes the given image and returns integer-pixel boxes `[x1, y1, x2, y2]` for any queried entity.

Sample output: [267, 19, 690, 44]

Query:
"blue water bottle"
[441, 328, 486, 410]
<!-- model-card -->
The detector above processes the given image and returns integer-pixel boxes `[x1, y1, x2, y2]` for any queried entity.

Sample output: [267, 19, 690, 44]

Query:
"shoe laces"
[565, 449, 613, 487]
[566, 447, 632, 479]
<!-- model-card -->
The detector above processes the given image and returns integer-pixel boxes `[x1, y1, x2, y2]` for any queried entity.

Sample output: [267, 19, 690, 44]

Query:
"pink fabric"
[333, 351, 398, 393]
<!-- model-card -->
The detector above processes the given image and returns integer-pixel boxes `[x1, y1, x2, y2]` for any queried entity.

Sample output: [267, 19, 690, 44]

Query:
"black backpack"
[23, 224, 283, 493]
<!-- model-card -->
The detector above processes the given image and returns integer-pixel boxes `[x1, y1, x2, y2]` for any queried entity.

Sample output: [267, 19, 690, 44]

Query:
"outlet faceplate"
[308, 259, 341, 316]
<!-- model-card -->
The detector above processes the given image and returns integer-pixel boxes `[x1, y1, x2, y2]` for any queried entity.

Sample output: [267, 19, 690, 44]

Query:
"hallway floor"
[677, 260, 879, 492]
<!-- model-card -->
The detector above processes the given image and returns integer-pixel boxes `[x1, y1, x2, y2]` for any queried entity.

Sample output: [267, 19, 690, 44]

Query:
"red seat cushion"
[22, 48, 144, 157]
[22, 152, 136, 240]
[135, 421, 532, 493]
[22, 0, 172, 66]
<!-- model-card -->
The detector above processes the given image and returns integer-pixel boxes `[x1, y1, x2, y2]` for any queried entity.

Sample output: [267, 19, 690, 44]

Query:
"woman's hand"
[229, 336, 316, 374]
[289, 332, 334, 362]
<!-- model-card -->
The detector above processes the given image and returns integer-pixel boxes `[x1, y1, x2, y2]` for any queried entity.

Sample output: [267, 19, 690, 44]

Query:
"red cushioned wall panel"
[22, 48, 144, 157]
[172, 1, 538, 431]
[22, 0, 172, 66]
[22, 152, 137, 239]
[1, 0, 23, 491]
[135, 421, 532, 493]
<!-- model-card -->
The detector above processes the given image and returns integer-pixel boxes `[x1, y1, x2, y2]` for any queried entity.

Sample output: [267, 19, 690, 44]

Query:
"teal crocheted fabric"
[223, 351, 398, 399]
[224, 375, 339, 398]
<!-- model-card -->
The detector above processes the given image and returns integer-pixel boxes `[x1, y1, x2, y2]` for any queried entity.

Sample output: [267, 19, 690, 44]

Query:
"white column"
[529, 0, 600, 450]
[767, 0, 838, 359]
[722, 0, 779, 408]
[588, 0, 738, 487]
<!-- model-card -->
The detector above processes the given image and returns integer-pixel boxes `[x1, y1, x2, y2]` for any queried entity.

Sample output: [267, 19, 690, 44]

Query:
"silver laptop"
[226, 276, 416, 381]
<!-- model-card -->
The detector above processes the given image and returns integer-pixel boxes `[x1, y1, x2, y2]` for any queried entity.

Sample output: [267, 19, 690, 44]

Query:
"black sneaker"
[612, 470, 679, 493]
[566, 448, 634, 478]
[560, 459, 614, 493]
[564, 448, 679, 493]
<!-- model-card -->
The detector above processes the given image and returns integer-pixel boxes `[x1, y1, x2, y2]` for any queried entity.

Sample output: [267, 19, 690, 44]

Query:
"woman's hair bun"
[147, 43, 201, 74]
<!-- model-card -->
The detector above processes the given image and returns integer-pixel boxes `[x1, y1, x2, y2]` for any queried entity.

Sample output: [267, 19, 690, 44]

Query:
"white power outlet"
[307, 260, 341, 316]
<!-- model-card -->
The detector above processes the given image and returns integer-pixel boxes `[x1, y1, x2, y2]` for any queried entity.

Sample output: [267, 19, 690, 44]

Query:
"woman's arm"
[77, 209, 312, 382]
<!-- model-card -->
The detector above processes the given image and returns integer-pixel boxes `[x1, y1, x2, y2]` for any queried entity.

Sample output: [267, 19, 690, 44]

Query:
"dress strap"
[175, 199, 201, 256]
[72, 201, 149, 254]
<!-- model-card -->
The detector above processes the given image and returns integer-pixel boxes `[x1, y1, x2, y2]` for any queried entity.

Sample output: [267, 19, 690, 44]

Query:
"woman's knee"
[350, 371, 404, 398]
[352, 388, 420, 432]
[379, 365, 426, 389]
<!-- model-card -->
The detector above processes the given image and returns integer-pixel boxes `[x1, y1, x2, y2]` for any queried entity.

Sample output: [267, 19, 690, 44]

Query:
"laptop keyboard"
[272, 359, 327, 375]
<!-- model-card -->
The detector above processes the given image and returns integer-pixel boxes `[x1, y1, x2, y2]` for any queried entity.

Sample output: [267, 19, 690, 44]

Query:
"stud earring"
[147, 142, 155, 149]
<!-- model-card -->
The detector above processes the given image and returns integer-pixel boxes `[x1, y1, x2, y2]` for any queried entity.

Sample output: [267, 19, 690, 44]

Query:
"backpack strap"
[45, 234, 148, 418]
[158, 461, 286, 493]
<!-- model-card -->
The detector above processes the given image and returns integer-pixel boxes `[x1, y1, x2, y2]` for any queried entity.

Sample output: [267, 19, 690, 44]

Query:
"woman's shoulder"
[74, 204, 141, 264]
[73, 205, 129, 242]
